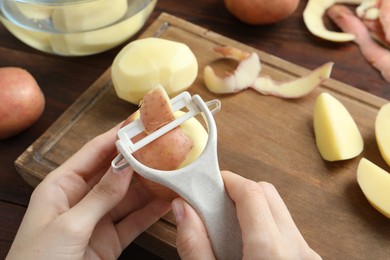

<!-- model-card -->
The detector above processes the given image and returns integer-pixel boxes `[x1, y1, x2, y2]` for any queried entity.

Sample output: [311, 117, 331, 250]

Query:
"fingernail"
[112, 166, 131, 176]
[172, 199, 185, 224]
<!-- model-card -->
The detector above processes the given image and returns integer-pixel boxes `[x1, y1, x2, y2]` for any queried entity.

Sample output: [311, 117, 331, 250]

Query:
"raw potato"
[52, 0, 127, 32]
[357, 158, 390, 218]
[139, 87, 175, 134]
[49, 0, 156, 56]
[16, 2, 53, 19]
[313, 92, 363, 161]
[122, 87, 208, 200]
[375, 103, 390, 167]
[224, 0, 299, 25]
[0, 67, 45, 139]
[112, 38, 198, 104]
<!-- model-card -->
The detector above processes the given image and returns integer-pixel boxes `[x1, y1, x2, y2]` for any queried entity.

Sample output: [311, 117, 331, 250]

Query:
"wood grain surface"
[14, 13, 390, 259]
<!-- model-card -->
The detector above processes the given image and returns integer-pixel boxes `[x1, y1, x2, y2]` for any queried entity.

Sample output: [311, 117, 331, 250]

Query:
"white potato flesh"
[313, 92, 363, 161]
[357, 158, 390, 218]
[16, 2, 53, 20]
[131, 110, 208, 169]
[303, 0, 357, 42]
[111, 38, 198, 104]
[49, 1, 155, 56]
[124, 86, 208, 201]
[177, 111, 208, 168]
[252, 62, 333, 98]
[52, 0, 128, 32]
[375, 103, 390, 166]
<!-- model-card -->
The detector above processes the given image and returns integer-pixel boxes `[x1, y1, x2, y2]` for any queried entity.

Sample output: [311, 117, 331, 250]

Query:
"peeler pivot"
[112, 91, 243, 260]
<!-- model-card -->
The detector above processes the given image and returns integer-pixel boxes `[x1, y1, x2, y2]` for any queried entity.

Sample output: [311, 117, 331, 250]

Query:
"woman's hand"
[7, 125, 171, 260]
[172, 170, 321, 260]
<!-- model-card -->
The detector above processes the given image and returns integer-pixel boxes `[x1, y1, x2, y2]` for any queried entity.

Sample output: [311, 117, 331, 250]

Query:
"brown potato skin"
[224, 0, 300, 25]
[0, 67, 45, 139]
[121, 113, 191, 201]
[120, 87, 194, 201]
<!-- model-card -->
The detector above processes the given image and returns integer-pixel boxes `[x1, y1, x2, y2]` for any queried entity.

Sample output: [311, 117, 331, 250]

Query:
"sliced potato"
[313, 92, 363, 161]
[375, 103, 390, 166]
[357, 158, 390, 218]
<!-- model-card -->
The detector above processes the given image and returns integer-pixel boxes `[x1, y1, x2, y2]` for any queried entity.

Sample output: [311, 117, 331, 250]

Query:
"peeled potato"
[121, 86, 208, 200]
[111, 38, 198, 105]
[52, 0, 127, 33]
[357, 158, 390, 218]
[313, 92, 363, 161]
[375, 103, 390, 167]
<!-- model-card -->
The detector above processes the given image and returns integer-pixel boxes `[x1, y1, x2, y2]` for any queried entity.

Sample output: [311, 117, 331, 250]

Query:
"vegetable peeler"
[111, 91, 243, 260]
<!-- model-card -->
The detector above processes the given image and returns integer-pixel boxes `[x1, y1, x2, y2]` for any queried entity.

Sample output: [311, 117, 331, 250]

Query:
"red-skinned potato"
[224, 0, 300, 25]
[0, 67, 45, 139]
[121, 86, 208, 201]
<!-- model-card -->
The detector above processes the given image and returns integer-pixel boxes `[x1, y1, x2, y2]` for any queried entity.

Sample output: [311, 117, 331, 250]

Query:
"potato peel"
[204, 46, 333, 98]
[204, 52, 261, 94]
[327, 4, 390, 82]
[303, 0, 358, 42]
[252, 62, 334, 98]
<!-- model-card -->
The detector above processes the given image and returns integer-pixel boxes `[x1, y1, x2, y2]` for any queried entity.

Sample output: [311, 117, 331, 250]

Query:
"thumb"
[172, 198, 215, 260]
[64, 166, 133, 234]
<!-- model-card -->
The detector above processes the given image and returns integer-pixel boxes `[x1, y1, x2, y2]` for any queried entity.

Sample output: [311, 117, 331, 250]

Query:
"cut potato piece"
[313, 92, 363, 161]
[357, 158, 390, 218]
[375, 103, 390, 166]
[112, 38, 198, 104]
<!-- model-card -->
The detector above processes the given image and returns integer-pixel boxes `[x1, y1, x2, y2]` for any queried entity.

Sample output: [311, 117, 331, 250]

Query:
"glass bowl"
[0, 0, 157, 56]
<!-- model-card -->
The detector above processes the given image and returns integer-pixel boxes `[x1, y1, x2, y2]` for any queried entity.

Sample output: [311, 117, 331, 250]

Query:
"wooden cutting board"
[15, 12, 390, 259]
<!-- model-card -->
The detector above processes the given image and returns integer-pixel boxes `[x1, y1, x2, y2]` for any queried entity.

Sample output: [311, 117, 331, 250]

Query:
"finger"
[115, 199, 171, 249]
[59, 123, 122, 183]
[110, 181, 156, 223]
[64, 166, 133, 235]
[221, 171, 280, 244]
[258, 182, 305, 241]
[172, 198, 215, 260]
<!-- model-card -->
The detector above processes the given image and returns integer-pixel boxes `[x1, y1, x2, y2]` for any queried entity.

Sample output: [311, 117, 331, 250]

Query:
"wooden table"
[1, 1, 389, 259]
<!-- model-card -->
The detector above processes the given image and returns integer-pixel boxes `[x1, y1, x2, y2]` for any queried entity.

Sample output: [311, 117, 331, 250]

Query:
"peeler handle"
[170, 143, 244, 260]
[116, 137, 243, 260]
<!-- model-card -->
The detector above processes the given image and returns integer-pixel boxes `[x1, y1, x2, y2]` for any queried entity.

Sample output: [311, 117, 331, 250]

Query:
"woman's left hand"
[7, 125, 171, 259]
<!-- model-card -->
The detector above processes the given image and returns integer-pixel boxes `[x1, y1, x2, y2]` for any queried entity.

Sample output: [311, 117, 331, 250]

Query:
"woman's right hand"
[171, 170, 322, 260]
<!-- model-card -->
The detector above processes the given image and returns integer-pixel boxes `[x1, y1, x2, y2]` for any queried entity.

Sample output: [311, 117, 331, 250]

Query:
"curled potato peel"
[303, 0, 363, 42]
[203, 46, 332, 98]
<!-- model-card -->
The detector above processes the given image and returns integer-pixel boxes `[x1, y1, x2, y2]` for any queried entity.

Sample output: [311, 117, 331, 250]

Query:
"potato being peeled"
[111, 38, 198, 105]
[0, 67, 45, 139]
[121, 86, 208, 201]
